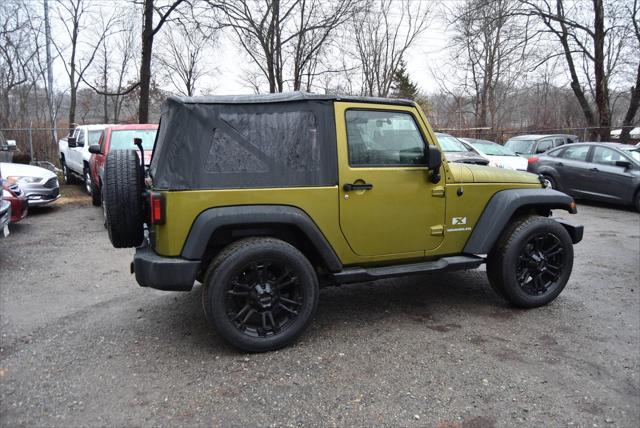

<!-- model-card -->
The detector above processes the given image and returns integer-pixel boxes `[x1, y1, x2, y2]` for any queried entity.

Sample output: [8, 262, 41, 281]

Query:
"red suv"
[88, 124, 158, 207]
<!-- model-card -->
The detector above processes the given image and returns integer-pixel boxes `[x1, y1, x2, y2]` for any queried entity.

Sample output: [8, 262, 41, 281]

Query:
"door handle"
[343, 182, 373, 191]
[590, 167, 599, 172]
[556, 162, 564, 166]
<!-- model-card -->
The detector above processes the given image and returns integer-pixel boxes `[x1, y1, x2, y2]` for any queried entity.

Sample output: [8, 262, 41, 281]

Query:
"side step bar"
[330, 255, 484, 284]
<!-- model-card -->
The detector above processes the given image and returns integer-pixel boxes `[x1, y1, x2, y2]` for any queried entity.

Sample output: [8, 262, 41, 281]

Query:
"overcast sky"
[47, 0, 457, 97]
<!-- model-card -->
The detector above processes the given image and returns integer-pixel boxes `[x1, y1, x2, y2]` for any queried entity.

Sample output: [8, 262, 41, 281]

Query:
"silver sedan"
[0, 162, 60, 206]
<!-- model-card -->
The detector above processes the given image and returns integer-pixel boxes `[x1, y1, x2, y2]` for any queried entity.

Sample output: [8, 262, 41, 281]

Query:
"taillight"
[528, 156, 539, 164]
[149, 192, 165, 225]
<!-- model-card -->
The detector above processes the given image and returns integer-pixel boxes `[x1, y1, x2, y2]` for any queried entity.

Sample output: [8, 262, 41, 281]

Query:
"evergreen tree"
[391, 61, 419, 100]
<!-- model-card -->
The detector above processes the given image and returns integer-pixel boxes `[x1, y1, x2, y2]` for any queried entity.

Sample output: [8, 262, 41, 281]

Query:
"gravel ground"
[1, 188, 639, 427]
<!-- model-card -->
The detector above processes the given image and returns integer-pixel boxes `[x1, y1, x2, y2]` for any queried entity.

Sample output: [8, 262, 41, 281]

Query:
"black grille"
[43, 177, 58, 189]
[9, 183, 22, 196]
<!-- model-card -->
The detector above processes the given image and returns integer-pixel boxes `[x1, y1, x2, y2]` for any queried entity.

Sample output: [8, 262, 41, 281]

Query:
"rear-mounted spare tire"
[104, 149, 144, 248]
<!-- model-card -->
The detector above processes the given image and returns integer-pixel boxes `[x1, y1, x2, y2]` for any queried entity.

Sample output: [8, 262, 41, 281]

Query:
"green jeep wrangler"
[103, 93, 583, 352]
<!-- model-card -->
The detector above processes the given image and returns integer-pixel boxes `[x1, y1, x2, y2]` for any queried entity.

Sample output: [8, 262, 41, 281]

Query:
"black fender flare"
[180, 205, 342, 272]
[463, 188, 578, 254]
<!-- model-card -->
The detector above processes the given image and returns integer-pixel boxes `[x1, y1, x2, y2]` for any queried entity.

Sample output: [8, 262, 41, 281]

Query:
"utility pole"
[44, 0, 58, 143]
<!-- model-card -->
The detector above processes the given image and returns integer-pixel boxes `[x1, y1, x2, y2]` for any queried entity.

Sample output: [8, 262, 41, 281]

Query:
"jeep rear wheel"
[202, 238, 319, 352]
[487, 216, 573, 308]
[104, 149, 144, 248]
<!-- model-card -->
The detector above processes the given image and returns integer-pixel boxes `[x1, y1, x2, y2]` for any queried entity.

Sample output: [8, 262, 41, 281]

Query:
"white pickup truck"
[58, 124, 113, 194]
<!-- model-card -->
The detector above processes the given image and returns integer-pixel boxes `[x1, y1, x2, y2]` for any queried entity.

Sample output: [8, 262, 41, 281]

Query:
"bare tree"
[353, 0, 431, 98]
[0, 0, 39, 126]
[521, 0, 638, 141]
[156, 19, 215, 96]
[210, 0, 356, 93]
[138, 0, 186, 123]
[54, 0, 116, 133]
[445, 0, 534, 129]
[618, 0, 639, 143]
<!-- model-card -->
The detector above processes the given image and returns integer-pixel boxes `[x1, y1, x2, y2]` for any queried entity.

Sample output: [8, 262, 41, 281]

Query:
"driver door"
[69, 129, 84, 172]
[336, 103, 445, 257]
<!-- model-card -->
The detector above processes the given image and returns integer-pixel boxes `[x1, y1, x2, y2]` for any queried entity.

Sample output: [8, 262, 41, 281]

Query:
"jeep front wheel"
[104, 149, 144, 248]
[202, 238, 319, 352]
[487, 216, 573, 308]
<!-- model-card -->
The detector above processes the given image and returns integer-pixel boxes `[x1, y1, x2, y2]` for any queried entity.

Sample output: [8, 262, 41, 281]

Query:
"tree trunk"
[592, 0, 610, 141]
[138, 0, 154, 123]
[620, 63, 640, 144]
[556, 0, 597, 138]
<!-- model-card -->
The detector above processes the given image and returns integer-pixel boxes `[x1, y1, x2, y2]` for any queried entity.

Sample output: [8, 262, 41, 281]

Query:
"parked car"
[0, 171, 11, 236]
[0, 162, 60, 206]
[435, 133, 490, 165]
[58, 124, 115, 194]
[528, 142, 640, 211]
[505, 134, 578, 158]
[88, 124, 158, 207]
[2, 181, 28, 223]
[101, 93, 582, 352]
[460, 138, 528, 171]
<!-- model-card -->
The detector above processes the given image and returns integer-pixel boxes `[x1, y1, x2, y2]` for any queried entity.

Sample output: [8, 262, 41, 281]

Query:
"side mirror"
[427, 145, 442, 183]
[6, 140, 16, 150]
[88, 144, 102, 155]
[68, 137, 77, 148]
[615, 160, 632, 169]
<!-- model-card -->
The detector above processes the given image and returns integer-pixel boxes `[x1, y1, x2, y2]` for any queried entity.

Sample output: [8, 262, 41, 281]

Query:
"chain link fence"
[0, 127, 69, 166]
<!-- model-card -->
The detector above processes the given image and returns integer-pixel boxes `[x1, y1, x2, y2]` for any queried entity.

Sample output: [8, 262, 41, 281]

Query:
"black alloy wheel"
[225, 260, 304, 338]
[486, 216, 573, 308]
[202, 238, 319, 352]
[516, 232, 565, 296]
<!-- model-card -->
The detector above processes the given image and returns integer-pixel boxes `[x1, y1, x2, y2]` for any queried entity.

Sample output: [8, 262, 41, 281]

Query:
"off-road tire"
[91, 177, 101, 206]
[202, 238, 319, 352]
[104, 149, 144, 248]
[61, 158, 75, 184]
[486, 216, 573, 308]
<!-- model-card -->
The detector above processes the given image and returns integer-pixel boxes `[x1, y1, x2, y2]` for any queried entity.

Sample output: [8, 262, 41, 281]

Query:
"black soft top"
[167, 91, 415, 107]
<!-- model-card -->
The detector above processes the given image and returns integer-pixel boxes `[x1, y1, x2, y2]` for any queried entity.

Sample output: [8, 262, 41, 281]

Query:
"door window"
[536, 139, 553, 153]
[554, 138, 565, 147]
[76, 130, 85, 147]
[592, 147, 625, 166]
[559, 145, 590, 161]
[345, 110, 425, 167]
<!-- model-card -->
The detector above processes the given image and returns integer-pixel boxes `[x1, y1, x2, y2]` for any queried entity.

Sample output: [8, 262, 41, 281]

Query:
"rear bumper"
[132, 245, 199, 291]
[554, 218, 584, 244]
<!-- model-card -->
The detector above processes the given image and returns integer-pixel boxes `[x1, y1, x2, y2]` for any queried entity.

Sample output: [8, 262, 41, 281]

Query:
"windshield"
[473, 141, 517, 156]
[437, 134, 468, 152]
[621, 147, 640, 163]
[505, 139, 535, 154]
[88, 131, 102, 145]
[109, 129, 157, 151]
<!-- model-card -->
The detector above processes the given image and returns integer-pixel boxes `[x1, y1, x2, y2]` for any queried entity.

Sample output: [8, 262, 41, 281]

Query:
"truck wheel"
[83, 166, 92, 195]
[104, 150, 144, 248]
[202, 238, 319, 352]
[486, 216, 573, 308]
[61, 158, 75, 184]
[91, 178, 101, 206]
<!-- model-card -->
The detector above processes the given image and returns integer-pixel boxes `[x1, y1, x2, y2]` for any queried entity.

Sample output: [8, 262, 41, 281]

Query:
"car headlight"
[2, 189, 11, 198]
[7, 175, 42, 184]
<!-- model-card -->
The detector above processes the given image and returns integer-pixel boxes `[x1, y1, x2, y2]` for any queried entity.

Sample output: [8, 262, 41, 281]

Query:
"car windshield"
[437, 134, 468, 152]
[505, 139, 535, 154]
[620, 147, 640, 163]
[88, 131, 102, 145]
[473, 141, 517, 156]
[110, 129, 157, 151]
